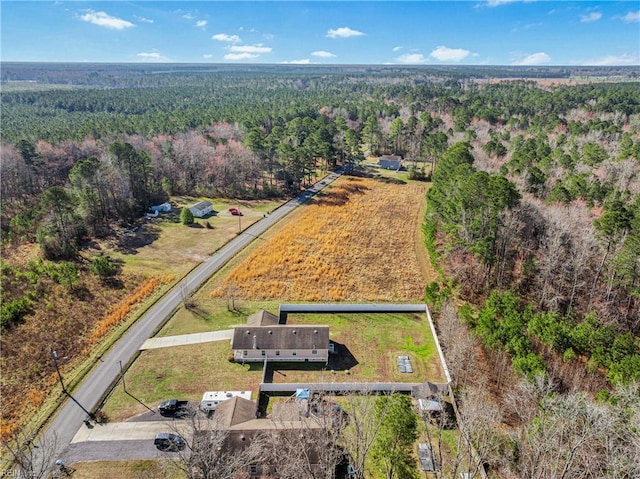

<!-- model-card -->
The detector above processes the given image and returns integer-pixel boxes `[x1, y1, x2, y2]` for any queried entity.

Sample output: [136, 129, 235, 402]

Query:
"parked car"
[158, 399, 189, 416]
[154, 432, 186, 451]
[228, 208, 243, 216]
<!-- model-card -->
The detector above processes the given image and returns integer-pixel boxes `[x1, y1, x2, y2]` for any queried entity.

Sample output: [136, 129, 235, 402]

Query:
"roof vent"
[246, 330, 251, 334]
[314, 329, 318, 334]
[268, 330, 272, 334]
[292, 330, 297, 334]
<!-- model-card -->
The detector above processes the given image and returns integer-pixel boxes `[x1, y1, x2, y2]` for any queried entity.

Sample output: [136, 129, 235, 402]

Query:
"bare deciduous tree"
[165, 407, 267, 479]
[2, 428, 59, 479]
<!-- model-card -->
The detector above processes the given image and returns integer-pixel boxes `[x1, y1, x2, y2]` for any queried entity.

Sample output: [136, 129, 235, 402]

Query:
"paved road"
[37, 166, 349, 470]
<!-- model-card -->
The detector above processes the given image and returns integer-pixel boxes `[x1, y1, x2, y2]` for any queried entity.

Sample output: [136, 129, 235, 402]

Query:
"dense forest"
[1, 63, 639, 476]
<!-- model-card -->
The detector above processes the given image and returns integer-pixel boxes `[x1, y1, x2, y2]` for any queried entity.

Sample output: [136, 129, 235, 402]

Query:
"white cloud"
[512, 52, 551, 65]
[134, 15, 153, 24]
[224, 52, 259, 60]
[182, 13, 195, 20]
[430, 46, 471, 62]
[396, 53, 427, 64]
[79, 10, 134, 30]
[392, 46, 403, 52]
[581, 53, 640, 66]
[480, 0, 525, 8]
[312, 50, 336, 58]
[136, 51, 169, 62]
[282, 59, 311, 64]
[326, 27, 365, 38]
[195, 20, 208, 28]
[580, 12, 602, 23]
[264, 33, 275, 41]
[622, 11, 640, 23]
[203, 54, 213, 59]
[230, 44, 272, 54]
[212, 33, 241, 43]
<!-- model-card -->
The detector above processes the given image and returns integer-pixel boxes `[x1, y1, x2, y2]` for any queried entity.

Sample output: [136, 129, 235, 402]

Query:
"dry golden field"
[211, 174, 433, 302]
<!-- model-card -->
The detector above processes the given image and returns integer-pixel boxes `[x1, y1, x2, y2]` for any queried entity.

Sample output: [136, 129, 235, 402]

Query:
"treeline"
[425, 138, 639, 387]
[2, 70, 639, 383]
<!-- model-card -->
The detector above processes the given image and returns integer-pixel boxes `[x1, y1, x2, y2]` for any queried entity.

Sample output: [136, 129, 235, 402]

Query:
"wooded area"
[1, 64, 639, 477]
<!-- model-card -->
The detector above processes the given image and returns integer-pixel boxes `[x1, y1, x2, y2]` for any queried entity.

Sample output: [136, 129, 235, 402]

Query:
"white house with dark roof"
[189, 200, 213, 218]
[378, 154, 402, 170]
[232, 324, 330, 363]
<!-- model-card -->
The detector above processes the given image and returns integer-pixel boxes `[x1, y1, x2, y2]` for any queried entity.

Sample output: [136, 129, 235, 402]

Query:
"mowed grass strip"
[70, 459, 181, 479]
[210, 176, 430, 302]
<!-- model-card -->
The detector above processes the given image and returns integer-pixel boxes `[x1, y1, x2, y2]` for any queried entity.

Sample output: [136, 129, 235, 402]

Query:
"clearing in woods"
[210, 172, 435, 302]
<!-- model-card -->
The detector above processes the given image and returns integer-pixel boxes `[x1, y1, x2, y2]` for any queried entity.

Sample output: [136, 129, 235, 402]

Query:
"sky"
[1, 1, 639, 66]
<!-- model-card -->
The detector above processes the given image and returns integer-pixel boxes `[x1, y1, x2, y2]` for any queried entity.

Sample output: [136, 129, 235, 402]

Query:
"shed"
[150, 202, 171, 212]
[418, 443, 439, 472]
[189, 200, 213, 218]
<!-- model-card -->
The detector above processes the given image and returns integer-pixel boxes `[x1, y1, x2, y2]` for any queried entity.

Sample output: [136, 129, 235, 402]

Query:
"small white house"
[189, 201, 213, 218]
[200, 390, 252, 412]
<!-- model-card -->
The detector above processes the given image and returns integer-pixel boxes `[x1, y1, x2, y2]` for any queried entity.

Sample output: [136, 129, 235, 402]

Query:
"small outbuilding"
[189, 200, 213, 218]
[150, 202, 172, 212]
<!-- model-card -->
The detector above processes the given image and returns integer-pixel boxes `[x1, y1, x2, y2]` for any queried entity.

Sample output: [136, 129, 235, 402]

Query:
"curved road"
[40, 167, 349, 469]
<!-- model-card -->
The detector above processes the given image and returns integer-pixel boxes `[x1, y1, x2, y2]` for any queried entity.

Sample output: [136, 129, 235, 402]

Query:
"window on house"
[312, 350, 317, 355]
[292, 351, 297, 356]
[243, 350, 248, 356]
[249, 464, 259, 476]
[275, 351, 280, 356]
[261, 350, 266, 356]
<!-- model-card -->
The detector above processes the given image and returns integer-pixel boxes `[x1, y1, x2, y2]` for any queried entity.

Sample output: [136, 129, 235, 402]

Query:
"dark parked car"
[158, 399, 189, 416]
[154, 432, 186, 451]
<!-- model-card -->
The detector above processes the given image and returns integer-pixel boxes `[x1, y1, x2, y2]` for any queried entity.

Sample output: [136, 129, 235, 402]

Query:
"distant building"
[232, 312, 330, 363]
[189, 200, 213, 218]
[378, 155, 402, 170]
[150, 202, 171, 212]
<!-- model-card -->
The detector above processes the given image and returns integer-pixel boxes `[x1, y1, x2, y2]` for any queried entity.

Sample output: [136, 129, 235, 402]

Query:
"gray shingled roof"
[246, 309, 280, 327]
[232, 325, 329, 350]
[190, 200, 212, 211]
[214, 396, 257, 427]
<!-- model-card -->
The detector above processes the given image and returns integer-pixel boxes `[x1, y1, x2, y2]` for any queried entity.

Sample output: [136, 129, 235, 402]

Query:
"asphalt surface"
[38, 166, 349, 470]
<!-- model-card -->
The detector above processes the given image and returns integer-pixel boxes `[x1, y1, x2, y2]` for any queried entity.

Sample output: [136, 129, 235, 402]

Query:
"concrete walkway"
[139, 329, 233, 350]
[71, 421, 190, 443]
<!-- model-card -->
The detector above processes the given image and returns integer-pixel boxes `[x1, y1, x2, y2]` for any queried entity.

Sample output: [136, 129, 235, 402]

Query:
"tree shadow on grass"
[114, 223, 161, 255]
[347, 165, 407, 185]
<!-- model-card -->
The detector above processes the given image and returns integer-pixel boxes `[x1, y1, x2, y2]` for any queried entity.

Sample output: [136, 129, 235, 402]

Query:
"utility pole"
[51, 349, 96, 421]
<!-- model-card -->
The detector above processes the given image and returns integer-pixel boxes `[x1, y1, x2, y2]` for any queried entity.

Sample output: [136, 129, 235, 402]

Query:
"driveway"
[139, 329, 234, 350]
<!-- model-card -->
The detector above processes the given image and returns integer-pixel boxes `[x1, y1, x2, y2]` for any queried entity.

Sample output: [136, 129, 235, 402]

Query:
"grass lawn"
[70, 459, 183, 479]
[270, 312, 446, 384]
[102, 339, 263, 422]
[96, 196, 282, 278]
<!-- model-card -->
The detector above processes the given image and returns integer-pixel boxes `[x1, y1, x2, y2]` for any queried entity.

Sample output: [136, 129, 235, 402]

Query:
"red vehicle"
[228, 208, 243, 216]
